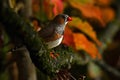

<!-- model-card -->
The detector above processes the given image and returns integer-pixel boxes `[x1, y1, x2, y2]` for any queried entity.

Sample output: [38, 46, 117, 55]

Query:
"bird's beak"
[67, 17, 72, 21]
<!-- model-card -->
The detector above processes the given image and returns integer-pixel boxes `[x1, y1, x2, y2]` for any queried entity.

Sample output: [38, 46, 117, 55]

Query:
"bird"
[38, 14, 72, 49]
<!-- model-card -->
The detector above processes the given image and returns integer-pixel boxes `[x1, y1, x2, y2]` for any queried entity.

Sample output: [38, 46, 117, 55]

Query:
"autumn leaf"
[95, 0, 112, 6]
[67, 0, 105, 27]
[62, 27, 75, 48]
[101, 7, 115, 23]
[32, 0, 40, 13]
[51, 0, 64, 16]
[43, 0, 64, 19]
[66, 0, 95, 4]
[73, 33, 101, 59]
[63, 27, 101, 59]
[68, 17, 101, 46]
[43, 0, 54, 19]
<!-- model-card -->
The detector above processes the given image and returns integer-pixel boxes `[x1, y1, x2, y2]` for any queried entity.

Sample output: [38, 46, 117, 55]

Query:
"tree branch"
[94, 60, 120, 78]
[13, 46, 37, 80]
[98, 21, 120, 53]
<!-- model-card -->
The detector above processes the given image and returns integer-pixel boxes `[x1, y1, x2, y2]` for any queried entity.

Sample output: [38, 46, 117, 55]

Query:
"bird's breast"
[46, 36, 63, 49]
[44, 31, 62, 42]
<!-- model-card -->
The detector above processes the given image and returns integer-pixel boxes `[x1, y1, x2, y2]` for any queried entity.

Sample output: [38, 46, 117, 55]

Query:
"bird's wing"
[38, 24, 55, 39]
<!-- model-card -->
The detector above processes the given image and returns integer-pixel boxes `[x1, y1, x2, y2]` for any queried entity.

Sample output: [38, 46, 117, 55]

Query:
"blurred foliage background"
[0, 0, 120, 80]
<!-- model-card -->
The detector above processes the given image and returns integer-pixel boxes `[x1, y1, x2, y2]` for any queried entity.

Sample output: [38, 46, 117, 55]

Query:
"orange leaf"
[43, 0, 54, 19]
[69, 17, 101, 46]
[43, 0, 64, 19]
[95, 0, 112, 6]
[66, 0, 95, 4]
[73, 33, 101, 59]
[62, 27, 75, 48]
[51, 0, 64, 16]
[32, 0, 40, 13]
[101, 7, 115, 23]
[68, 1, 105, 27]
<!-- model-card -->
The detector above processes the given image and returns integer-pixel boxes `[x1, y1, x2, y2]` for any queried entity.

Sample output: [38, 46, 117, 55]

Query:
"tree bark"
[13, 46, 37, 80]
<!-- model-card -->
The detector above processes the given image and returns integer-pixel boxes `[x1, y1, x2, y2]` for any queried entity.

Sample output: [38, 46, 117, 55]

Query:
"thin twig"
[94, 60, 120, 78]
[99, 21, 120, 53]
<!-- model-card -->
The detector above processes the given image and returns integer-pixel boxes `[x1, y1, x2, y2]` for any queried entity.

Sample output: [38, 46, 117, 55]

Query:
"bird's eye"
[62, 15, 66, 19]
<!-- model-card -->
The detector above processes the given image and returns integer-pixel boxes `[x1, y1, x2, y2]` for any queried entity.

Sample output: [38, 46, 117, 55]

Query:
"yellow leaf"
[69, 17, 101, 46]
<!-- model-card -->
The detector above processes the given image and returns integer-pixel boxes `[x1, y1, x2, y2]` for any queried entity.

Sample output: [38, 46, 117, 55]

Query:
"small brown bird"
[38, 14, 72, 49]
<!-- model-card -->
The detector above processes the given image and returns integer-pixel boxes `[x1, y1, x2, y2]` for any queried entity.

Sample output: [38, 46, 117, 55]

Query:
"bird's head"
[52, 14, 72, 25]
